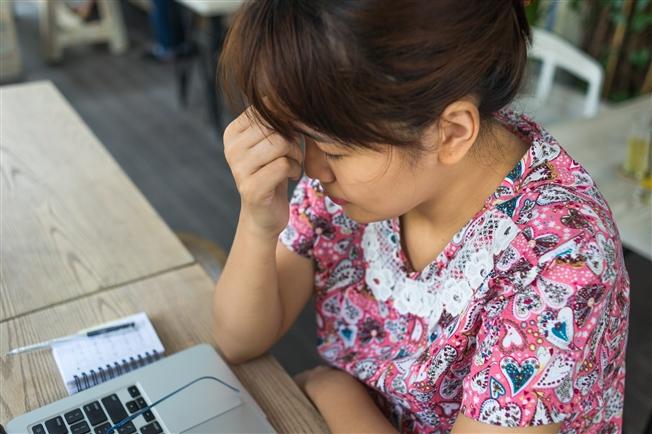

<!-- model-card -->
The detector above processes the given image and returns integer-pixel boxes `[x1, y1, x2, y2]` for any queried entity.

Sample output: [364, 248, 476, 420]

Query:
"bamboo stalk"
[642, 61, 652, 94]
[603, 0, 635, 97]
[589, 5, 612, 59]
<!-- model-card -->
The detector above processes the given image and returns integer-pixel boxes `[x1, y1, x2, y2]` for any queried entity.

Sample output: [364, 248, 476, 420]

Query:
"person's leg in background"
[69, 0, 99, 22]
[147, 0, 185, 61]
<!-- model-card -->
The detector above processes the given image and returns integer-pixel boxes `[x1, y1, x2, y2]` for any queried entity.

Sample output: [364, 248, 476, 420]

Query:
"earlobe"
[436, 100, 480, 165]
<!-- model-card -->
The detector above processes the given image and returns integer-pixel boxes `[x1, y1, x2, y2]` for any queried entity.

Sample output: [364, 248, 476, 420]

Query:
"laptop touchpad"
[155, 379, 242, 433]
[181, 404, 275, 433]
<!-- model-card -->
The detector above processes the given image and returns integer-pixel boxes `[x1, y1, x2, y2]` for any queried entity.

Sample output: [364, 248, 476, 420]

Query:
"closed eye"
[301, 133, 347, 161]
[324, 153, 344, 161]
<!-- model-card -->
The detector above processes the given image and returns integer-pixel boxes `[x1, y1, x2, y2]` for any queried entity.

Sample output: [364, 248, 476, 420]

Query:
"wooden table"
[547, 94, 652, 261]
[0, 81, 328, 433]
[0, 81, 194, 322]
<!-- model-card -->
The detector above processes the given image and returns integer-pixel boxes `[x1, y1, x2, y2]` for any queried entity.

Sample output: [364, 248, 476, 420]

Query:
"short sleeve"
[460, 233, 623, 429]
[279, 175, 327, 259]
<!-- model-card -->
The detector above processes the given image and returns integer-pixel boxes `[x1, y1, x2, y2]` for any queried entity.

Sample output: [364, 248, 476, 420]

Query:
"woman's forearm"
[213, 214, 284, 363]
[306, 372, 399, 434]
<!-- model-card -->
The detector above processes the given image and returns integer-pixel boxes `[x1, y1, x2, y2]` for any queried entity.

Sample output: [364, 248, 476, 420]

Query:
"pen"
[6, 321, 136, 356]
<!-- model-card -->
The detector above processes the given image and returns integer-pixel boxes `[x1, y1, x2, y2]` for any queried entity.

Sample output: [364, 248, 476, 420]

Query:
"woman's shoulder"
[491, 110, 621, 266]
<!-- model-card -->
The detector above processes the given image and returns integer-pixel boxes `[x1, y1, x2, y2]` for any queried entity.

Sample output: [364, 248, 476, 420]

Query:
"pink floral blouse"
[279, 110, 630, 434]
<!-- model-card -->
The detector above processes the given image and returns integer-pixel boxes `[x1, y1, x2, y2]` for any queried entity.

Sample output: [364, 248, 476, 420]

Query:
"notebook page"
[52, 312, 165, 394]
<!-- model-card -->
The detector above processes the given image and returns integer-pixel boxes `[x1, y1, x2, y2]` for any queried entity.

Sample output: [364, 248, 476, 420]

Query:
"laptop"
[6, 344, 277, 434]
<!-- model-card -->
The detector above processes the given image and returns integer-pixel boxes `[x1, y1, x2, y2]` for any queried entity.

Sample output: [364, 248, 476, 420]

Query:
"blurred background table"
[0, 81, 328, 433]
[548, 94, 652, 261]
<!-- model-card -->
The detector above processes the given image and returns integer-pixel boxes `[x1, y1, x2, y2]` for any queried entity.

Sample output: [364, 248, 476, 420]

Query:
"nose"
[303, 140, 335, 183]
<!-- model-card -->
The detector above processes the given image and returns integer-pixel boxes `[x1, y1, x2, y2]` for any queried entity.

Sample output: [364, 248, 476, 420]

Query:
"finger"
[224, 107, 273, 142]
[249, 156, 302, 193]
[242, 134, 303, 174]
[233, 108, 258, 133]
[224, 125, 278, 169]
[228, 122, 275, 152]
[224, 112, 249, 142]
[261, 133, 304, 164]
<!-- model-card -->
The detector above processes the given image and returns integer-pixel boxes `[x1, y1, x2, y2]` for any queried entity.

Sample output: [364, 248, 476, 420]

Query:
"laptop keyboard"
[29, 385, 163, 434]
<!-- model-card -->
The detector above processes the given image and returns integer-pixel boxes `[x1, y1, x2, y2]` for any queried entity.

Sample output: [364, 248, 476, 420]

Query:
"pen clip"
[78, 319, 127, 334]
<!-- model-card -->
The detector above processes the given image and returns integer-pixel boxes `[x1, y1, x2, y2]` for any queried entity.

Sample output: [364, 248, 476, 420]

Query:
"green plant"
[570, 0, 652, 101]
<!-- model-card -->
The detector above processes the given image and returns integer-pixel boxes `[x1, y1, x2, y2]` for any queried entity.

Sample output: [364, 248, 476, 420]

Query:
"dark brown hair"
[219, 0, 531, 150]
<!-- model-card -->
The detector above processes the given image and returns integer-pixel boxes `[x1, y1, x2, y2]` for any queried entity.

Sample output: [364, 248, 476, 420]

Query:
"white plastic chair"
[38, 0, 128, 63]
[525, 27, 604, 119]
[0, 0, 23, 81]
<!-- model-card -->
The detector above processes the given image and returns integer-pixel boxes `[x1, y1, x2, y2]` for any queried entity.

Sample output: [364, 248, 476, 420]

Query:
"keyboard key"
[127, 386, 140, 398]
[65, 409, 84, 425]
[31, 424, 45, 434]
[139, 421, 162, 434]
[101, 394, 128, 424]
[117, 422, 136, 434]
[135, 398, 147, 409]
[125, 401, 139, 414]
[83, 401, 108, 426]
[70, 421, 91, 434]
[93, 422, 111, 434]
[44, 416, 68, 434]
[142, 411, 155, 423]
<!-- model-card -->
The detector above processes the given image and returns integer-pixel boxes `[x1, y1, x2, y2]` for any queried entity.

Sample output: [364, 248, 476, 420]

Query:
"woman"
[214, 1, 630, 433]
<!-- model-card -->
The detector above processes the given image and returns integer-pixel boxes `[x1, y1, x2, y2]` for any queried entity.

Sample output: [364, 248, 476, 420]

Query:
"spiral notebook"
[52, 312, 165, 395]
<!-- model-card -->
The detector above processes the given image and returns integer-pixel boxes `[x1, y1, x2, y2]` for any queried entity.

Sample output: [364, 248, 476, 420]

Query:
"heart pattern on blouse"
[470, 367, 490, 393]
[538, 276, 573, 309]
[337, 324, 357, 348]
[479, 398, 522, 428]
[584, 241, 605, 276]
[555, 374, 574, 403]
[438, 402, 461, 417]
[538, 307, 574, 349]
[575, 371, 598, 396]
[490, 376, 506, 399]
[513, 287, 544, 320]
[500, 320, 526, 353]
[533, 397, 554, 426]
[500, 356, 539, 396]
[534, 353, 575, 388]
[536, 346, 553, 367]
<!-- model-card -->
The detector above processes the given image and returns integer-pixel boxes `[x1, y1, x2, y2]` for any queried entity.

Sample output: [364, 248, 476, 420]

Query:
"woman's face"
[303, 134, 443, 224]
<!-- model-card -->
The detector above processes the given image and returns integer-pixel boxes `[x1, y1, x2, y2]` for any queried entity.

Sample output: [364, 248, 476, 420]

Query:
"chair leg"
[197, 39, 220, 128]
[98, 0, 128, 54]
[0, 0, 23, 80]
[175, 232, 227, 283]
[39, 0, 62, 63]
[175, 57, 193, 108]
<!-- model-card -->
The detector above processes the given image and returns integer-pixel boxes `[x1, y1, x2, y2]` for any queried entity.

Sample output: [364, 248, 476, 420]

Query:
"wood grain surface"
[0, 264, 329, 433]
[0, 81, 194, 321]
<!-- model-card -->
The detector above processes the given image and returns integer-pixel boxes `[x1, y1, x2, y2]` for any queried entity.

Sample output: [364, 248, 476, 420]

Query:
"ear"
[435, 98, 481, 165]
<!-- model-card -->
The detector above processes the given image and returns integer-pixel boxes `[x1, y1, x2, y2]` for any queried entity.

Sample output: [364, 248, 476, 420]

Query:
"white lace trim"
[363, 209, 519, 326]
